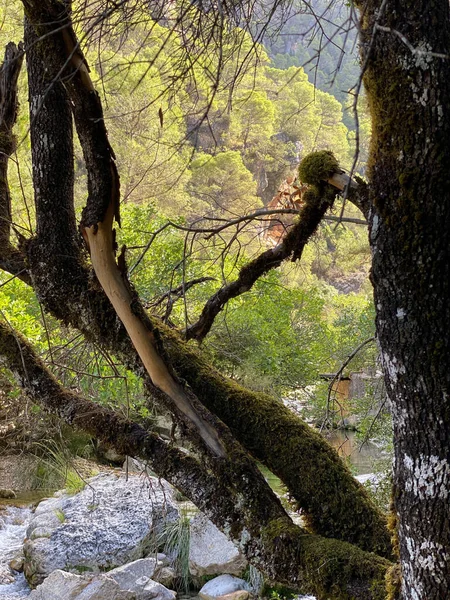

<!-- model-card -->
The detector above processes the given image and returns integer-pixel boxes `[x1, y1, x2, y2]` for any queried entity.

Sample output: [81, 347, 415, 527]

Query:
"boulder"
[0, 488, 16, 498]
[24, 473, 179, 587]
[198, 574, 251, 600]
[189, 512, 247, 577]
[74, 576, 136, 600]
[28, 567, 177, 600]
[29, 570, 90, 600]
[106, 558, 176, 597]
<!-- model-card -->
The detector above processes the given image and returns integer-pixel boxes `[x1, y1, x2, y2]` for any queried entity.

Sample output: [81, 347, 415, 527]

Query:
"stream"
[0, 504, 32, 599]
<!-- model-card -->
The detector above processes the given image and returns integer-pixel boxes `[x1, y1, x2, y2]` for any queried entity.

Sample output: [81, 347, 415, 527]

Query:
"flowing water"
[0, 505, 32, 599]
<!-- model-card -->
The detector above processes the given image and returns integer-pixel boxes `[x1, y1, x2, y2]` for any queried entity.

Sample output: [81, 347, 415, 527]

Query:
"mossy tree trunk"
[355, 0, 450, 598]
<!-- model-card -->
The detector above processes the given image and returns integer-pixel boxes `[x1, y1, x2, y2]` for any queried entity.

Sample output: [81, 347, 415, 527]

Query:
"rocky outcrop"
[23, 473, 179, 587]
[189, 512, 247, 577]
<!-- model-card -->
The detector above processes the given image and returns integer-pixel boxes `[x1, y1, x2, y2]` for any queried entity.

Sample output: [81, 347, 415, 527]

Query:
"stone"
[0, 488, 16, 498]
[23, 473, 179, 587]
[75, 575, 136, 600]
[153, 565, 176, 588]
[27, 567, 177, 600]
[107, 558, 176, 596]
[198, 574, 251, 600]
[9, 556, 24, 572]
[141, 579, 177, 600]
[217, 592, 250, 600]
[29, 569, 89, 599]
[189, 512, 247, 577]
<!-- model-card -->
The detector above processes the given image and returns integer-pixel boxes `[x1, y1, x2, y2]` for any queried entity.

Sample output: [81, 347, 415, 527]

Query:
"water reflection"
[324, 430, 384, 475]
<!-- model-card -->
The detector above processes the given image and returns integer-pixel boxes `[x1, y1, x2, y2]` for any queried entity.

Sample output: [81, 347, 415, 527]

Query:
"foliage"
[155, 512, 191, 594]
[32, 441, 90, 494]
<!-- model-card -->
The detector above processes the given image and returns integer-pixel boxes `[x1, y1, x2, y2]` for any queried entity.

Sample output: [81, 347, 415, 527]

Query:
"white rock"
[189, 513, 247, 577]
[198, 574, 251, 600]
[142, 579, 176, 600]
[76, 575, 136, 600]
[107, 558, 176, 598]
[29, 569, 89, 599]
[24, 474, 179, 587]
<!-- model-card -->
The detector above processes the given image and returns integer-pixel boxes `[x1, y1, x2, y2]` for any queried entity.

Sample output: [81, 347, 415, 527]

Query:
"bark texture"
[0, 42, 28, 282]
[356, 0, 450, 597]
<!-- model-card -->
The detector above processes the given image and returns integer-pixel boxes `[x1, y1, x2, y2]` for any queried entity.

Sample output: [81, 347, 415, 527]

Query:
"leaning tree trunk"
[18, 0, 393, 563]
[357, 0, 450, 597]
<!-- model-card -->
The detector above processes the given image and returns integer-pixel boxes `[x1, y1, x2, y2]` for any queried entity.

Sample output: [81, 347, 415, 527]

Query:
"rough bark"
[0, 317, 392, 600]
[0, 42, 29, 283]
[356, 0, 450, 597]
[163, 323, 392, 558]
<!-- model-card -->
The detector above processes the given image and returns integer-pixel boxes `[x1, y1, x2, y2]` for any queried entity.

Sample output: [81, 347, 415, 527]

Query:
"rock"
[9, 556, 24, 572]
[107, 558, 176, 597]
[0, 488, 16, 498]
[198, 574, 251, 600]
[153, 565, 176, 588]
[75, 575, 136, 600]
[28, 567, 177, 600]
[217, 592, 250, 600]
[189, 512, 247, 577]
[29, 569, 89, 599]
[24, 473, 179, 587]
[141, 579, 176, 600]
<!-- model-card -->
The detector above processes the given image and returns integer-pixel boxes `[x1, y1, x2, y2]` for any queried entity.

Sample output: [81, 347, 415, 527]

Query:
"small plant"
[54, 508, 66, 523]
[33, 440, 87, 494]
[156, 511, 191, 594]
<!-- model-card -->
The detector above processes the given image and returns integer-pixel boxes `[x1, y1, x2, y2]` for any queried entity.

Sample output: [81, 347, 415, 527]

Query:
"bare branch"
[186, 187, 337, 342]
[320, 336, 376, 432]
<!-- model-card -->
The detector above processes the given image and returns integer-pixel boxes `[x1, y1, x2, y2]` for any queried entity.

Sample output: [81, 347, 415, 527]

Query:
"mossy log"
[159, 323, 392, 559]
[0, 319, 393, 600]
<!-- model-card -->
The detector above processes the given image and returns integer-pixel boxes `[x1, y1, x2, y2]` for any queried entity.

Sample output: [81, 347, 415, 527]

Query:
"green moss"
[158, 323, 393, 560]
[385, 564, 401, 600]
[298, 151, 340, 186]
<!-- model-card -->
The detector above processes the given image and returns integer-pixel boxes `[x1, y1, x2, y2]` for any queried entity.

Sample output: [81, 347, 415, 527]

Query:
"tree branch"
[0, 317, 393, 600]
[186, 186, 337, 342]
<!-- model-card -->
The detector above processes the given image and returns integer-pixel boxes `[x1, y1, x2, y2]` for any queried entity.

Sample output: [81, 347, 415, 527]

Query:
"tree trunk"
[357, 0, 450, 597]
